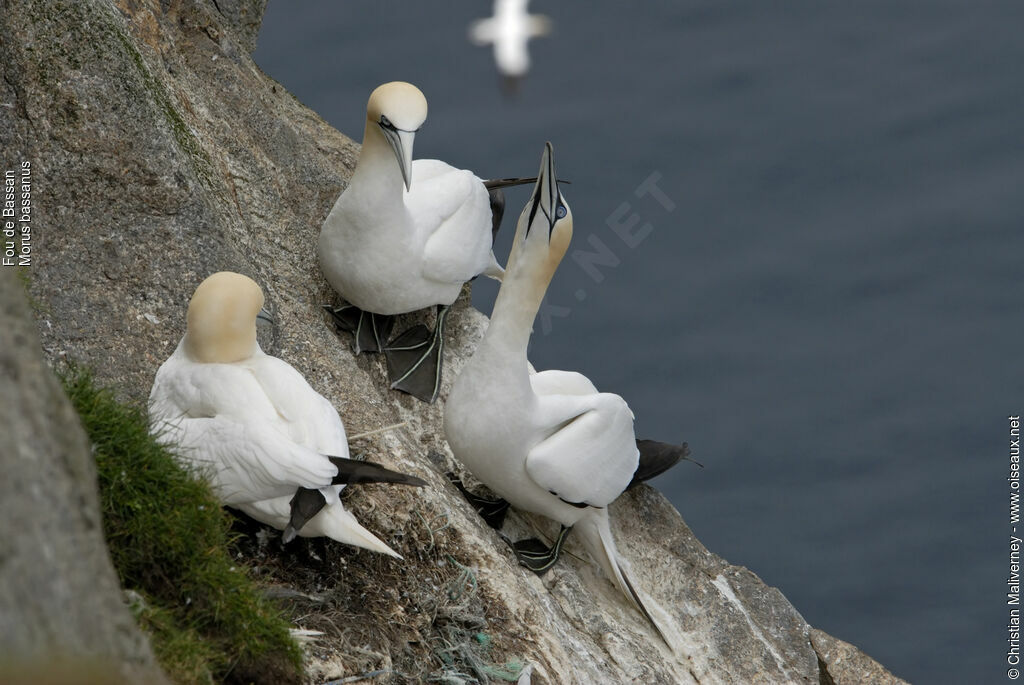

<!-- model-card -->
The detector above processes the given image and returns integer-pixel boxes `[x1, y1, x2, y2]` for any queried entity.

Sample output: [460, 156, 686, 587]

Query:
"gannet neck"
[349, 119, 408, 198]
[485, 265, 546, 364]
[351, 81, 427, 193]
[184, 271, 264, 363]
[477, 142, 571, 370]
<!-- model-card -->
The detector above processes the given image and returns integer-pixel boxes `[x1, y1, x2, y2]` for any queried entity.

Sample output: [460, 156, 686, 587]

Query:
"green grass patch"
[60, 365, 302, 684]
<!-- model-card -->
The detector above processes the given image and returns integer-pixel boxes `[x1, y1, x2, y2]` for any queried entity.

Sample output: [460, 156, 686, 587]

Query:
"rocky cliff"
[0, 1, 908, 683]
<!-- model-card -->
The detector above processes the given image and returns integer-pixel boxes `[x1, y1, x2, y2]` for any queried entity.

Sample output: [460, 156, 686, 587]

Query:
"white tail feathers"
[575, 509, 670, 646]
[240, 494, 402, 558]
[306, 504, 403, 559]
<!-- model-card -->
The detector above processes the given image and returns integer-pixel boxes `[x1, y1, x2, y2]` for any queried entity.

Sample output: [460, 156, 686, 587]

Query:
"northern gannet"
[319, 81, 531, 404]
[444, 144, 686, 643]
[149, 272, 427, 557]
[469, 0, 552, 95]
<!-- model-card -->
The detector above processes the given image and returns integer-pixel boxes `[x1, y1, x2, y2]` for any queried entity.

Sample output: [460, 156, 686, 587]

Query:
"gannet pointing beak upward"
[319, 81, 536, 403]
[444, 144, 672, 645]
[149, 272, 427, 556]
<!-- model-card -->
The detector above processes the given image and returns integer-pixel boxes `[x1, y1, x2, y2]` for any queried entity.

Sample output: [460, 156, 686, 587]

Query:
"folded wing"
[150, 358, 339, 505]
[525, 392, 639, 508]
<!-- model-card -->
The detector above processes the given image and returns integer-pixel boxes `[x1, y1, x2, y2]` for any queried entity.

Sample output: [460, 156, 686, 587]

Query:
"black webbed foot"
[384, 305, 450, 403]
[446, 472, 511, 529]
[511, 525, 572, 575]
[323, 304, 393, 354]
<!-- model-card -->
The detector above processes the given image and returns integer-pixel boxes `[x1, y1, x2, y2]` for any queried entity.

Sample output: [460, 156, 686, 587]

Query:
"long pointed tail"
[575, 510, 671, 646]
[305, 500, 403, 559]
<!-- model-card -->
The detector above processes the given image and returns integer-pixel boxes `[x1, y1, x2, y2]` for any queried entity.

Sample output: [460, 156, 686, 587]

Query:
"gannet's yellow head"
[508, 142, 573, 283]
[366, 81, 428, 191]
[184, 271, 268, 363]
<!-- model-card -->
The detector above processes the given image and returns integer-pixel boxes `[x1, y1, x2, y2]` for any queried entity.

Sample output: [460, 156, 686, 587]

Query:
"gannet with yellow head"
[443, 144, 677, 645]
[319, 81, 531, 404]
[149, 271, 426, 556]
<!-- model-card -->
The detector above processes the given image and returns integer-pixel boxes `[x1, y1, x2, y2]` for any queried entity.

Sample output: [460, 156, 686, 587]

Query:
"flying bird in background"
[469, 0, 552, 95]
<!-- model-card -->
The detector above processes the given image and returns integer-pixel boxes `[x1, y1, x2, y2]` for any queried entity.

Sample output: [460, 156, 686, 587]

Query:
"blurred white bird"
[469, 0, 552, 95]
[149, 271, 426, 557]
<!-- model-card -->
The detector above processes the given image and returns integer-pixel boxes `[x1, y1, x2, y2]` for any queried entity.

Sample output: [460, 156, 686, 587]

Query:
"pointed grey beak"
[525, 141, 560, 238]
[379, 123, 416, 191]
[256, 307, 274, 325]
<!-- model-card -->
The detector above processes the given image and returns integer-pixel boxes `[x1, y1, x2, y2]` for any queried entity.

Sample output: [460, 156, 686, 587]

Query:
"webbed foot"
[384, 305, 450, 403]
[511, 525, 572, 575]
[323, 303, 393, 354]
[446, 472, 511, 529]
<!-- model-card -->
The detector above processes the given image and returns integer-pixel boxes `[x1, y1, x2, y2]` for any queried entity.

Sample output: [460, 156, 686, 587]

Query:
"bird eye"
[556, 204, 567, 219]
[380, 115, 393, 129]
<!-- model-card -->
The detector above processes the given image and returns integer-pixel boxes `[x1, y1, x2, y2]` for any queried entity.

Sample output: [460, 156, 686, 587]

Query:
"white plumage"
[319, 81, 501, 317]
[469, 0, 552, 80]
[149, 271, 406, 557]
[444, 144, 666, 641]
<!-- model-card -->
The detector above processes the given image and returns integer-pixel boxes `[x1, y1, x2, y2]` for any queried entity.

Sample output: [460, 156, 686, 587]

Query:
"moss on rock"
[60, 365, 302, 685]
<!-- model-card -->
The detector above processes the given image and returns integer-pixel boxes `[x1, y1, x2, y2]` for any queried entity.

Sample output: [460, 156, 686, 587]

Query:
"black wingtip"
[483, 177, 536, 190]
[488, 187, 506, 240]
[327, 456, 427, 487]
[628, 439, 699, 490]
[483, 177, 571, 189]
[285, 487, 328, 541]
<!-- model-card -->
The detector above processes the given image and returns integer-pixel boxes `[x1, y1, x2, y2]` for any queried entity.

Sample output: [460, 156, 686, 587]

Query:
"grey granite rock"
[0, 0, 910, 682]
[0, 269, 169, 684]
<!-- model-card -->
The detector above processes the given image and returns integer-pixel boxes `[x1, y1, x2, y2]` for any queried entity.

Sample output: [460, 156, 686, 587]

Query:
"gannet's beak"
[525, 141, 560, 239]
[256, 307, 274, 325]
[379, 122, 416, 191]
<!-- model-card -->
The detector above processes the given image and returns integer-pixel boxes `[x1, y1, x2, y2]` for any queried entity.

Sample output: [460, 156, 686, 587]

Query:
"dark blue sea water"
[254, 2, 1024, 681]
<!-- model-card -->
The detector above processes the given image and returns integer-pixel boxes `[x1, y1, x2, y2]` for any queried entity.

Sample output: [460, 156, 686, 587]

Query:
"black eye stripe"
[379, 115, 421, 134]
[526, 189, 542, 231]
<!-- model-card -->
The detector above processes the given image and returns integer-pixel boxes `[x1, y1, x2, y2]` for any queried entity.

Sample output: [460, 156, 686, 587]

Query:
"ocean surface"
[253, 2, 1024, 681]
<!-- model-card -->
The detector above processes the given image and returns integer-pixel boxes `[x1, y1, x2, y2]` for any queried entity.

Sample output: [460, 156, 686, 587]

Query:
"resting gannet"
[149, 272, 427, 557]
[444, 144, 686, 643]
[319, 81, 533, 404]
[469, 0, 552, 95]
